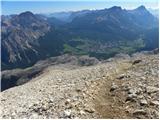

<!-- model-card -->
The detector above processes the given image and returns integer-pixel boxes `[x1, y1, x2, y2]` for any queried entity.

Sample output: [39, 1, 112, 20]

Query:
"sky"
[1, 0, 159, 15]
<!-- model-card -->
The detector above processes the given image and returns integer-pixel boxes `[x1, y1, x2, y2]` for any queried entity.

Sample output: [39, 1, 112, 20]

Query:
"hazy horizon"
[1, 0, 159, 15]
[2, 5, 159, 16]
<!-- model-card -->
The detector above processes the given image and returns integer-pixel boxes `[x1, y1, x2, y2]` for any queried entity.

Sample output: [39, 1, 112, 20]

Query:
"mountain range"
[1, 5, 159, 70]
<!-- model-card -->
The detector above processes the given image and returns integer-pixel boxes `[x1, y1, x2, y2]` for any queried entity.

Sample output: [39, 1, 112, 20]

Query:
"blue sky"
[1, 0, 159, 15]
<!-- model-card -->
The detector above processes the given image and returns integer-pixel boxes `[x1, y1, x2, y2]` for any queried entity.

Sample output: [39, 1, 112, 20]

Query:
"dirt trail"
[86, 61, 133, 118]
[91, 54, 159, 119]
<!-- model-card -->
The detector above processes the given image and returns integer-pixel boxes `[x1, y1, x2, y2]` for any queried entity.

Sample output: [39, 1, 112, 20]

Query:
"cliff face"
[0, 51, 159, 119]
[1, 12, 50, 69]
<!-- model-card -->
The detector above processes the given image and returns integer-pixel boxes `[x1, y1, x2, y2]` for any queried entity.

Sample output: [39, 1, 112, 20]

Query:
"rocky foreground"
[0, 51, 159, 119]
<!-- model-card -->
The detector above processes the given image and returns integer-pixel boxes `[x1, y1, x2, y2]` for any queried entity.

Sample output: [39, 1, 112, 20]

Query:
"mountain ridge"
[1, 6, 159, 70]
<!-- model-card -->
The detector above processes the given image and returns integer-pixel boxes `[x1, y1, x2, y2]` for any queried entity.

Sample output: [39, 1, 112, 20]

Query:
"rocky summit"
[0, 51, 159, 119]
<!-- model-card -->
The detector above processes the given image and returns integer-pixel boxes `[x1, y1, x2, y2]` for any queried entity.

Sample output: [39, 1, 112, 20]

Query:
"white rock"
[138, 95, 144, 99]
[146, 86, 158, 93]
[133, 109, 147, 115]
[140, 99, 148, 106]
[126, 93, 137, 101]
[117, 74, 125, 79]
[128, 88, 137, 94]
[150, 101, 159, 106]
[80, 110, 86, 115]
[64, 109, 72, 117]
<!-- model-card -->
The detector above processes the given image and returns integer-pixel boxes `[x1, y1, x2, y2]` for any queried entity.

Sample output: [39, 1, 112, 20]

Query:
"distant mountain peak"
[135, 5, 147, 11]
[108, 6, 122, 11]
[17, 11, 37, 23]
[19, 11, 34, 17]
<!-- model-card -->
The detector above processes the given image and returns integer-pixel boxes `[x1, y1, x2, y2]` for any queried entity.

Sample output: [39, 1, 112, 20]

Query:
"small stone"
[150, 101, 159, 106]
[80, 110, 86, 115]
[84, 107, 95, 113]
[122, 84, 131, 91]
[110, 83, 118, 92]
[133, 109, 147, 115]
[76, 88, 82, 92]
[126, 93, 137, 102]
[85, 81, 90, 86]
[128, 89, 136, 94]
[57, 78, 62, 81]
[136, 88, 142, 94]
[146, 86, 158, 93]
[140, 99, 148, 106]
[147, 96, 151, 99]
[117, 74, 130, 80]
[140, 77, 145, 80]
[138, 95, 144, 99]
[117, 74, 125, 80]
[132, 60, 142, 65]
[64, 109, 72, 118]
[65, 99, 71, 105]
[1, 99, 6, 101]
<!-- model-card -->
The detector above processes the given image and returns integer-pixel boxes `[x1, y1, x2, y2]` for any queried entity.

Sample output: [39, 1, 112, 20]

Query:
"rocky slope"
[0, 50, 159, 119]
[1, 54, 99, 91]
[1, 11, 50, 69]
